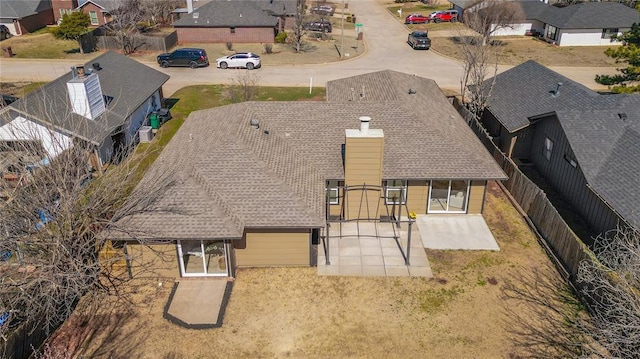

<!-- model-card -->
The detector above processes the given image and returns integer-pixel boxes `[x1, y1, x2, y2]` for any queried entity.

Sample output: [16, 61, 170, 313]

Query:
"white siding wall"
[558, 28, 624, 46]
[0, 116, 72, 159]
[0, 22, 18, 35]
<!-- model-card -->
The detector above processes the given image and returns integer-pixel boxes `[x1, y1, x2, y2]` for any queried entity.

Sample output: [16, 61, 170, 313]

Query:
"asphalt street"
[0, 0, 618, 96]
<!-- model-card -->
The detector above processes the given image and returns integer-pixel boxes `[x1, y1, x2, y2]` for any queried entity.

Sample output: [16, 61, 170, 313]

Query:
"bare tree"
[227, 71, 261, 103]
[140, 0, 181, 25]
[465, 0, 525, 46]
[577, 227, 640, 358]
[101, 0, 147, 54]
[0, 93, 171, 347]
[290, 0, 310, 53]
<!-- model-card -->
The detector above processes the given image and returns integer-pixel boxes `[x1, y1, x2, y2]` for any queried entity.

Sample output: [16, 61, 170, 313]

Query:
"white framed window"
[543, 137, 553, 161]
[327, 180, 339, 205]
[546, 25, 558, 41]
[564, 154, 577, 168]
[385, 180, 407, 205]
[89, 11, 99, 25]
[428, 180, 470, 213]
[601, 28, 619, 39]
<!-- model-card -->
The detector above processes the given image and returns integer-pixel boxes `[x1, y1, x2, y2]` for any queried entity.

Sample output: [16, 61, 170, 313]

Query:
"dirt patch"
[430, 34, 616, 67]
[46, 181, 570, 358]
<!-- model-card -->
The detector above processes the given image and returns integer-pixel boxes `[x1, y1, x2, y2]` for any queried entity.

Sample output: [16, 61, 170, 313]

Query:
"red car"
[428, 10, 458, 23]
[405, 14, 429, 24]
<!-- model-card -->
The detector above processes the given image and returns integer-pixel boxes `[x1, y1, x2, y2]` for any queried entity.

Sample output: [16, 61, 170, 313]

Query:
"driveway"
[0, 0, 617, 95]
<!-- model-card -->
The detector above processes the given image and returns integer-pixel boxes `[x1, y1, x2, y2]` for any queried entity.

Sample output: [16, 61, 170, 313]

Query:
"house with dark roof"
[110, 70, 506, 279]
[0, 0, 54, 36]
[172, 0, 296, 44]
[0, 52, 169, 171]
[488, 1, 639, 46]
[75, 0, 121, 26]
[481, 60, 640, 234]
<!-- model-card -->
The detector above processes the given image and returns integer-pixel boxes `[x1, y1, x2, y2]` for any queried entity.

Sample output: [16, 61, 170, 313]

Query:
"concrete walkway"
[164, 280, 232, 329]
[318, 222, 433, 277]
[417, 214, 500, 251]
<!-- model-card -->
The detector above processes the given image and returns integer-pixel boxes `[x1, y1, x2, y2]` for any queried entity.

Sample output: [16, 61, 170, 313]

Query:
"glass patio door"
[428, 180, 470, 213]
[177, 240, 228, 277]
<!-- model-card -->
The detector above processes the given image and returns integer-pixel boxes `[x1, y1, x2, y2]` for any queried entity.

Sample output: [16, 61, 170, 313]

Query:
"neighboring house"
[0, 52, 169, 171]
[480, 60, 640, 234]
[0, 0, 54, 36]
[51, 0, 79, 24]
[489, 1, 639, 46]
[110, 70, 506, 279]
[76, 0, 120, 27]
[172, 0, 296, 43]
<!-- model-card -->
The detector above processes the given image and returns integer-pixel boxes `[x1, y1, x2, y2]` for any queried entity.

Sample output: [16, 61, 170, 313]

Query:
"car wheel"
[160, 61, 169, 68]
[246, 62, 255, 70]
[451, 18, 458, 23]
[189, 61, 198, 69]
[220, 62, 228, 69]
[435, 18, 441, 23]
[409, 20, 414, 24]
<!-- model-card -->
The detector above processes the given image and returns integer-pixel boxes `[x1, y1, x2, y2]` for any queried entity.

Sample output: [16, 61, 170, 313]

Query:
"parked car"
[157, 48, 209, 69]
[310, 5, 334, 16]
[303, 19, 333, 33]
[215, 52, 261, 70]
[428, 10, 458, 23]
[405, 14, 429, 24]
[407, 31, 431, 50]
[525, 29, 542, 37]
[0, 25, 10, 40]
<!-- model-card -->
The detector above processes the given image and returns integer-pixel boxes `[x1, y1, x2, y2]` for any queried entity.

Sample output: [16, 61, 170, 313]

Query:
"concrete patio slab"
[164, 280, 231, 329]
[417, 215, 500, 251]
[318, 222, 432, 277]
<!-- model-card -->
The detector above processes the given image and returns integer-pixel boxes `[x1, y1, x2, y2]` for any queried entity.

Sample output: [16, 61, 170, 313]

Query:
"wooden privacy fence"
[452, 97, 594, 280]
[80, 29, 178, 53]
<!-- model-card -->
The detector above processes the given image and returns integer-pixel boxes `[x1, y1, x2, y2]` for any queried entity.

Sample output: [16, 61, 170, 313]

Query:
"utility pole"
[340, 0, 345, 59]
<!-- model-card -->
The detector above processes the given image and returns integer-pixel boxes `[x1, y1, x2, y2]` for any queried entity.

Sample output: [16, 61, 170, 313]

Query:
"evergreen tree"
[52, 12, 91, 54]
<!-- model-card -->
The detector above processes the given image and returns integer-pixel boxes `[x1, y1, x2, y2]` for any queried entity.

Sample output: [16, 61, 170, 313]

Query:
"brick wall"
[51, 0, 78, 23]
[176, 27, 276, 44]
[16, 10, 55, 34]
[79, 3, 111, 26]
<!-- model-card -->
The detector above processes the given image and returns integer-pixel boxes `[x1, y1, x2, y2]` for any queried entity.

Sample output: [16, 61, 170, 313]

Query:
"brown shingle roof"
[115, 71, 505, 240]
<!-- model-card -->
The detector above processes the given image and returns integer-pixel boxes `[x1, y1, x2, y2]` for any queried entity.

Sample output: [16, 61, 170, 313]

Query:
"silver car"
[215, 52, 261, 70]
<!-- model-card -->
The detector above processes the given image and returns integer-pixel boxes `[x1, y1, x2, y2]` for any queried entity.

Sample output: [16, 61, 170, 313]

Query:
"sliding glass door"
[177, 240, 228, 277]
[428, 180, 470, 213]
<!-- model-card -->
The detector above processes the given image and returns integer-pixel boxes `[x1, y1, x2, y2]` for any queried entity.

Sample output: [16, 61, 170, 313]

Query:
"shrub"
[264, 43, 273, 54]
[274, 31, 287, 44]
[226, 42, 233, 51]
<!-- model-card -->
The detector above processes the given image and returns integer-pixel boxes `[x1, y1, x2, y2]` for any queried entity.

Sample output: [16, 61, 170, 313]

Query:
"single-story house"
[0, 51, 169, 171]
[0, 0, 54, 36]
[76, 0, 119, 27]
[489, 1, 639, 46]
[110, 70, 506, 279]
[51, 0, 79, 24]
[480, 60, 640, 234]
[172, 0, 296, 44]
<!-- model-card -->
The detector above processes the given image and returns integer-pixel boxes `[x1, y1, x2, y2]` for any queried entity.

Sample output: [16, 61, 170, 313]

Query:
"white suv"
[215, 52, 261, 70]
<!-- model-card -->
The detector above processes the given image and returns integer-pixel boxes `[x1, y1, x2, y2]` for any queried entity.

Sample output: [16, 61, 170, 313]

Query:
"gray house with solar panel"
[481, 60, 640, 234]
[0, 51, 169, 170]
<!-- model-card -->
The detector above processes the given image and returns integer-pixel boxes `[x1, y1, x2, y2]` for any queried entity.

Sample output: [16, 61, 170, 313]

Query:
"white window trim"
[89, 11, 99, 25]
[328, 187, 339, 205]
[544, 137, 553, 161]
[427, 180, 470, 214]
[385, 180, 407, 205]
[176, 240, 228, 277]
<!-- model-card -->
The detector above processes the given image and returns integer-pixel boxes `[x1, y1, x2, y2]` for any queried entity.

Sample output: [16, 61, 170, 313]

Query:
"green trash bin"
[149, 113, 160, 129]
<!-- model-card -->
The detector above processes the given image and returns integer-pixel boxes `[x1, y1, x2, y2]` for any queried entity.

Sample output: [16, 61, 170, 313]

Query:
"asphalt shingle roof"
[118, 71, 506, 240]
[538, 2, 639, 29]
[5, 52, 169, 145]
[172, 0, 281, 27]
[0, 0, 50, 19]
[485, 61, 640, 228]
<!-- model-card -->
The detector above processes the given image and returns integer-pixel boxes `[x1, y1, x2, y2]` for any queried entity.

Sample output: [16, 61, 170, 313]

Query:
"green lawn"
[2, 31, 84, 59]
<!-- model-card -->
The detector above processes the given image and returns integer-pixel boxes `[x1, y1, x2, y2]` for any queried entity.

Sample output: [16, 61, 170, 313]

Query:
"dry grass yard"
[44, 182, 574, 358]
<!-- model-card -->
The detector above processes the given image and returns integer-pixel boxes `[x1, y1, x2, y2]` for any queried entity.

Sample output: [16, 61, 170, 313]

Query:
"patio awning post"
[406, 220, 412, 265]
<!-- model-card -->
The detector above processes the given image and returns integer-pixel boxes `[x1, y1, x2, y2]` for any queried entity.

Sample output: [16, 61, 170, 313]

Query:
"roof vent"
[240, 13, 243, 17]
[408, 88, 416, 95]
[618, 113, 627, 121]
[250, 119, 260, 129]
[359, 116, 371, 134]
[92, 62, 101, 71]
[192, 12, 199, 18]
[550, 82, 562, 97]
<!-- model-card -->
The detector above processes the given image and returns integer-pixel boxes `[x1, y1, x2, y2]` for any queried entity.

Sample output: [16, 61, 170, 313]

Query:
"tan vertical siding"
[234, 229, 310, 267]
[126, 242, 180, 278]
[344, 136, 384, 220]
[467, 180, 487, 214]
[406, 180, 428, 215]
